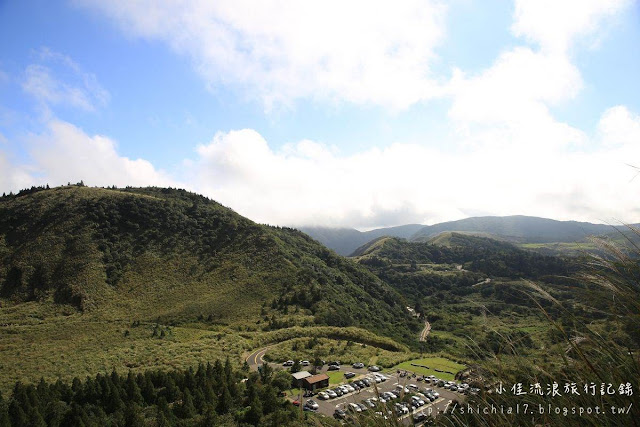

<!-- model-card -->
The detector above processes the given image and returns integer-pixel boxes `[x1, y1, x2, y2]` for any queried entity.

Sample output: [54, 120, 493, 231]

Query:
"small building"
[291, 371, 311, 388]
[302, 373, 330, 391]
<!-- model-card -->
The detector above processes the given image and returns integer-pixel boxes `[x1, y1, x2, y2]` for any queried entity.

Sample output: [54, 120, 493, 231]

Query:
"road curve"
[419, 321, 431, 342]
[245, 347, 270, 370]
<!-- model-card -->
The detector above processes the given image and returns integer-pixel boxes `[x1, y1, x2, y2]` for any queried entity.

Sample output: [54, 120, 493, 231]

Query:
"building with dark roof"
[302, 373, 330, 391]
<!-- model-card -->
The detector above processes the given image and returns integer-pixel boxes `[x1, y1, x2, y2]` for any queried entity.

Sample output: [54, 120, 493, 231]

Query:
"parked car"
[394, 403, 409, 414]
[395, 385, 410, 394]
[414, 412, 428, 423]
[361, 378, 371, 386]
[374, 373, 388, 381]
[348, 403, 362, 413]
[292, 400, 300, 406]
[305, 399, 319, 410]
[382, 391, 397, 400]
[353, 362, 365, 369]
[332, 388, 343, 397]
[328, 364, 340, 371]
[368, 365, 381, 372]
[357, 403, 368, 412]
[326, 389, 338, 398]
[334, 408, 347, 419]
[317, 391, 329, 400]
[344, 371, 356, 379]
[300, 360, 310, 366]
[411, 396, 425, 406]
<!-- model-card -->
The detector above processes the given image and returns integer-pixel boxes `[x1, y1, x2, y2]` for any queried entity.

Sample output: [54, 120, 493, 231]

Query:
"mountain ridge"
[300, 215, 632, 255]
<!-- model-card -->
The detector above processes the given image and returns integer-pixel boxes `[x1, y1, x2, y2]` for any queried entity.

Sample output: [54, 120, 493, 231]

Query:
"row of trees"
[0, 359, 301, 426]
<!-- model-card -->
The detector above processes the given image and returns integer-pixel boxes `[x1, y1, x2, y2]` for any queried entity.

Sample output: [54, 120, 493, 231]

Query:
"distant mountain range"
[300, 215, 632, 256]
[299, 224, 424, 256]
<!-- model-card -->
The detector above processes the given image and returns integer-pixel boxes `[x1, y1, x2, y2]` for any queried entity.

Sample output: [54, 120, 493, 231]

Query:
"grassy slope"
[0, 186, 419, 392]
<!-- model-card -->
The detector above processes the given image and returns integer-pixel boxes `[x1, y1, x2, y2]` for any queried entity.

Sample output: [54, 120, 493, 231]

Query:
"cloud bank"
[2, 0, 638, 229]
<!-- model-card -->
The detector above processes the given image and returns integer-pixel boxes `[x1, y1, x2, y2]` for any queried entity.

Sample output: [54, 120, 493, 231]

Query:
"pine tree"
[125, 371, 143, 404]
[199, 404, 218, 427]
[8, 400, 28, 427]
[123, 402, 145, 427]
[245, 395, 263, 425]
[0, 392, 10, 427]
[216, 385, 232, 415]
[175, 389, 196, 419]
[156, 397, 177, 426]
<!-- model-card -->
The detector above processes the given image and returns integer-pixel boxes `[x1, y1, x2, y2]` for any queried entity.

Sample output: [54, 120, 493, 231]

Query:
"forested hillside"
[0, 185, 419, 392]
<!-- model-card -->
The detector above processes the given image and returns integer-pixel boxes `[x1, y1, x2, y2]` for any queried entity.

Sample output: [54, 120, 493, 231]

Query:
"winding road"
[419, 321, 431, 342]
[246, 346, 270, 370]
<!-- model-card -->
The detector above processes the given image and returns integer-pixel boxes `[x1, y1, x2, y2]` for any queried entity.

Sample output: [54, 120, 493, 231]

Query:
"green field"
[391, 357, 466, 381]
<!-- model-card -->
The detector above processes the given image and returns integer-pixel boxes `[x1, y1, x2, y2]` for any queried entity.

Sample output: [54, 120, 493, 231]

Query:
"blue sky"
[1, 0, 639, 228]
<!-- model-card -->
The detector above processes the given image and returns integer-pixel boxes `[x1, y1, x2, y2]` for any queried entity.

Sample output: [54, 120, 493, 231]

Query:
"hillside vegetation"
[351, 234, 634, 364]
[0, 185, 418, 391]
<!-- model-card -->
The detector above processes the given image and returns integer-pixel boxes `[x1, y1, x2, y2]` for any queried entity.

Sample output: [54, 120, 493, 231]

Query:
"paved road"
[245, 347, 269, 370]
[419, 321, 431, 342]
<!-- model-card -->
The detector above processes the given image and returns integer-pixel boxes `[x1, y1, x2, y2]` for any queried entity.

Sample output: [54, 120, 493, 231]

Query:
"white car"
[326, 389, 337, 398]
[305, 399, 319, 410]
[395, 384, 410, 394]
[411, 396, 425, 406]
[300, 360, 310, 366]
[317, 391, 329, 400]
[348, 403, 362, 413]
[374, 373, 388, 381]
[394, 403, 409, 414]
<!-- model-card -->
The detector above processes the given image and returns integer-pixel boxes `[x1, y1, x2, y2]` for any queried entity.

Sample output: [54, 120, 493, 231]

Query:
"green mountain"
[303, 216, 631, 257]
[0, 185, 419, 391]
[410, 215, 621, 243]
[299, 224, 424, 256]
[353, 233, 573, 280]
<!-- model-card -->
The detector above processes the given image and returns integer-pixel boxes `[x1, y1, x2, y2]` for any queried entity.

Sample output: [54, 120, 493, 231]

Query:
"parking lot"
[294, 369, 465, 424]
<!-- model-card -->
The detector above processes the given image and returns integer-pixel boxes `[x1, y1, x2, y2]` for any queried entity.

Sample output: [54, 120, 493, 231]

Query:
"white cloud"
[27, 120, 175, 188]
[0, 150, 35, 194]
[511, 0, 629, 54]
[448, 47, 582, 126]
[187, 116, 640, 227]
[22, 48, 109, 111]
[76, 0, 447, 110]
[598, 105, 640, 148]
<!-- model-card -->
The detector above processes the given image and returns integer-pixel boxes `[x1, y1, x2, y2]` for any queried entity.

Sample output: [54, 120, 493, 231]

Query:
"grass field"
[262, 336, 413, 368]
[390, 357, 466, 381]
[327, 370, 345, 385]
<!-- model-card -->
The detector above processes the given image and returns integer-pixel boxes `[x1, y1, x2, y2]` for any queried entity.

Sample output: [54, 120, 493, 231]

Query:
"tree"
[244, 395, 263, 425]
[175, 389, 197, 419]
[123, 403, 144, 427]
